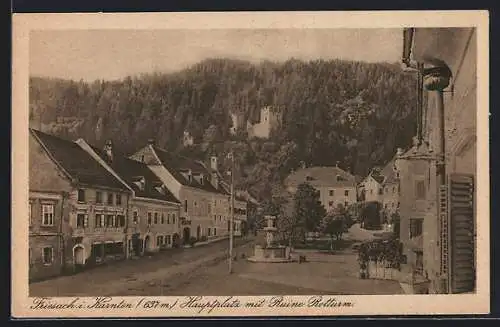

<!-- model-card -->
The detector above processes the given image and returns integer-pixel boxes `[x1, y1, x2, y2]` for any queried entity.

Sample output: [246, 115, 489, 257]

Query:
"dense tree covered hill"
[29, 58, 418, 201]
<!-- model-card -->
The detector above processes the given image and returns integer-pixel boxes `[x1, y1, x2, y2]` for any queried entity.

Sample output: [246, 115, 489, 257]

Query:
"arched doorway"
[144, 235, 152, 253]
[172, 233, 180, 248]
[196, 225, 201, 239]
[182, 227, 190, 244]
[73, 245, 85, 271]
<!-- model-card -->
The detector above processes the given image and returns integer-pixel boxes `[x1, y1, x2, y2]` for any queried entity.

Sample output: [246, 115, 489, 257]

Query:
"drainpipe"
[422, 63, 452, 293]
[422, 64, 452, 185]
[60, 191, 67, 274]
[125, 192, 131, 259]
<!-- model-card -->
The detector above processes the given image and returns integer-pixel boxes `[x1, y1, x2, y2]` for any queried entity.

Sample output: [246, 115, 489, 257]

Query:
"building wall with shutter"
[416, 28, 477, 293]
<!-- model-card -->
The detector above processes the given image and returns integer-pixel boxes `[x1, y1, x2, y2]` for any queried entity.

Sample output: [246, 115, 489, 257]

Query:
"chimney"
[396, 148, 404, 156]
[103, 140, 113, 163]
[148, 138, 155, 146]
[210, 155, 218, 171]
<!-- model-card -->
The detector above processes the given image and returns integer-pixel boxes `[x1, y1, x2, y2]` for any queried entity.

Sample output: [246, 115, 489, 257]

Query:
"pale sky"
[29, 29, 403, 82]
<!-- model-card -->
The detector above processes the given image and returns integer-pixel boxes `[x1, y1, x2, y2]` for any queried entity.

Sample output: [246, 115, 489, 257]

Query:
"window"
[344, 190, 349, 196]
[214, 215, 217, 223]
[106, 215, 114, 227]
[157, 236, 164, 246]
[208, 228, 211, 236]
[329, 190, 334, 196]
[116, 194, 122, 205]
[328, 201, 334, 207]
[409, 218, 423, 239]
[384, 204, 388, 209]
[116, 215, 125, 227]
[96, 191, 103, 204]
[154, 212, 159, 224]
[370, 189, 373, 195]
[42, 247, 53, 265]
[214, 228, 217, 236]
[147, 212, 152, 225]
[29, 202, 33, 226]
[393, 186, 396, 194]
[95, 214, 104, 227]
[107, 193, 114, 205]
[416, 181, 426, 199]
[161, 214, 165, 224]
[184, 200, 188, 212]
[172, 214, 176, 225]
[77, 189, 85, 202]
[42, 204, 54, 226]
[132, 211, 139, 224]
[76, 214, 86, 228]
[344, 201, 349, 208]
[378, 188, 383, 195]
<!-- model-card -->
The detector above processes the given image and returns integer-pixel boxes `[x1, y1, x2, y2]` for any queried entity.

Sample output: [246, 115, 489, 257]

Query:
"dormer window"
[336, 175, 341, 182]
[133, 177, 146, 191]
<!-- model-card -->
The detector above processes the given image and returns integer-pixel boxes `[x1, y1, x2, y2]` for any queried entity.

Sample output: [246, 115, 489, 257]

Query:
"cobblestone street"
[165, 244, 403, 296]
[29, 237, 252, 297]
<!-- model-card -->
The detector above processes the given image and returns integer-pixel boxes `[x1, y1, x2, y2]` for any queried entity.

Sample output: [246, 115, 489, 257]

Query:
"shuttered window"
[449, 174, 475, 294]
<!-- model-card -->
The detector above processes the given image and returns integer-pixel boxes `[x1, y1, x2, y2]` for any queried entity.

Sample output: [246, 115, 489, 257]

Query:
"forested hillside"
[29, 58, 418, 201]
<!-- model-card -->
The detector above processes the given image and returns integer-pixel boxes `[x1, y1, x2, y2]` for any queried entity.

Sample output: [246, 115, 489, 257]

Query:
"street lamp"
[227, 151, 235, 274]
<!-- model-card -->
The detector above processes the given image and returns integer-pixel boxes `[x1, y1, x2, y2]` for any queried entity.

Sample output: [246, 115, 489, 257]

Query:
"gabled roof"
[151, 146, 229, 195]
[90, 145, 179, 203]
[30, 129, 128, 190]
[284, 166, 356, 188]
[379, 157, 399, 185]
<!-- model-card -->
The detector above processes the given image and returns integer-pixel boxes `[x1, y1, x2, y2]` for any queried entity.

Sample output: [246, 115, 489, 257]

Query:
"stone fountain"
[247, 215, 293, 263]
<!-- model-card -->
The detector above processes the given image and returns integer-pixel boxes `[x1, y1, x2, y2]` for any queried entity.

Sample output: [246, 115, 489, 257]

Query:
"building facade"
[284, 165, 357, 212]
[29, 129, 131, 280]
[130, 141, 232, 244]
[77, 139, 182, 257]
[400, 27, 477, 293]
[379, 156, 401, 222]
[361, 171, 384, 204]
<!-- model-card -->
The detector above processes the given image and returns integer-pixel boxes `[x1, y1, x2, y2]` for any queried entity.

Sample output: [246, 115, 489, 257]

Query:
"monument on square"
[247, 215, 293, 263]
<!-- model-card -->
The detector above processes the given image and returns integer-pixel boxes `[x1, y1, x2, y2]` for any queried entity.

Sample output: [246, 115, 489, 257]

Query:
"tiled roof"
[371, 174, 385, 184]
[30, 129, 128, 190]
[380, 157, 399, 185]
[284, 166, 356, 188]
[151, 146, 229, 195]
[90, 145, 180, 203]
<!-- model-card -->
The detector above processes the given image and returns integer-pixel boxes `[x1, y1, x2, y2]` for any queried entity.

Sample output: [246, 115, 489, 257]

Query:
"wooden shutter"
[449, 174, 475, 293]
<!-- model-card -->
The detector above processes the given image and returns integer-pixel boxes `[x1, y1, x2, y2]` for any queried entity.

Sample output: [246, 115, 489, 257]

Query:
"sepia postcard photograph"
[11, 11, 490, 318]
